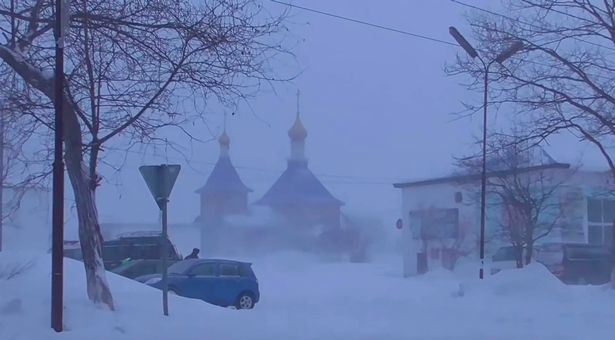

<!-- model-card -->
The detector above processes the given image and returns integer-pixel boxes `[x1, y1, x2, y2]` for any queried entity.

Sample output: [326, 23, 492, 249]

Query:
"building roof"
[288, 112, 308, 141]
[393, 162, 571, 189]
[255, 160, 344, 207]
[195, 157, 252, 194]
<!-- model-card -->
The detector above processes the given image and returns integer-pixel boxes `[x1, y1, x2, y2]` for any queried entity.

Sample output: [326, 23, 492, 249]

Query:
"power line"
[450, 0, 615, 53]
[104, 146, 408, 185]
[269, 0, 614, 82]
[269, 0, 458, 46]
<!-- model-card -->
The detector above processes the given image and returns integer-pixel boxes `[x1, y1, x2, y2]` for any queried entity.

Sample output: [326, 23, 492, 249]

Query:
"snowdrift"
[0, 251, 238, 340]
[2, 250, 615, 340]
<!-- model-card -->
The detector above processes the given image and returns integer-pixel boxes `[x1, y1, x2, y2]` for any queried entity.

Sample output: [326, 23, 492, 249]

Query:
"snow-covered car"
[102, 232, 182, 269]
[61, 232, 182, 270]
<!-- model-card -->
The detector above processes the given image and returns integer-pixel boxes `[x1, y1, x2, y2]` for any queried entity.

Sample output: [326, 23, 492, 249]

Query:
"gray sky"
[62, 0, 606, 235]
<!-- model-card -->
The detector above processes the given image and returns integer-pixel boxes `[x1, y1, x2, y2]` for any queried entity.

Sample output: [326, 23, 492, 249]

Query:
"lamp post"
[449, 26, 523, 280]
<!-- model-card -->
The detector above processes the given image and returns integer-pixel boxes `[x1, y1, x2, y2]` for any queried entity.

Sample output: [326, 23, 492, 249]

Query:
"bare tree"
[456, 134, 567, 267]
[0, 0, 289, 308]
[449, 0, 615, 180]
[0, 71, 51, 251]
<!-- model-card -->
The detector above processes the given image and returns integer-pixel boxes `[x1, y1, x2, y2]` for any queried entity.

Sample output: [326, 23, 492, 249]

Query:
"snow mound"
[457, 263, 568, 300]
[487, 263, 565, 296]
[2, 249, 615, 339]
[0, 251, 240, 340]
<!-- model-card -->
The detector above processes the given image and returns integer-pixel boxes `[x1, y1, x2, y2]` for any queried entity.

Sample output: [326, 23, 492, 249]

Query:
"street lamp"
[449, 26, 523, 280]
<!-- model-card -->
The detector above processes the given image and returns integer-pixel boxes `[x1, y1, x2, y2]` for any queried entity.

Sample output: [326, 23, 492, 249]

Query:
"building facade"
[393, 156, 615, 276]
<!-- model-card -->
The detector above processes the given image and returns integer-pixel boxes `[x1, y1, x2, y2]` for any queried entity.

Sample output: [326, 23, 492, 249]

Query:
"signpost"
[139, 164, 181, 316]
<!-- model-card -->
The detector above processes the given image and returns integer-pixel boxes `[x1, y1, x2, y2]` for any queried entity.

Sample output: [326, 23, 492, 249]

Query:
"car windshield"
[110, 260, 138, 273]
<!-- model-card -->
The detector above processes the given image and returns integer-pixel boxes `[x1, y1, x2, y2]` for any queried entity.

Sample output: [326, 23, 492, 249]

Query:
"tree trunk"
[0, 44, 114, 309]
[63, 97, 114, 310]
[514, 245, 524, 268]
[525, 242, 533, 266]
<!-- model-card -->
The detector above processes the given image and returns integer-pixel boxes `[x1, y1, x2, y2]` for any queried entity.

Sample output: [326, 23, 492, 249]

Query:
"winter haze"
[3, 0, 615, 339]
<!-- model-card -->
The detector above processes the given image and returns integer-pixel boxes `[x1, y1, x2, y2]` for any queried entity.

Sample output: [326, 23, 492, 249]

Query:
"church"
[195, 93, 351, 256]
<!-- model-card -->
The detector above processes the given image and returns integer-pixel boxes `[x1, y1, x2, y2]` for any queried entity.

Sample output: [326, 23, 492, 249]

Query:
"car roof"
[187, 258, 251, 265]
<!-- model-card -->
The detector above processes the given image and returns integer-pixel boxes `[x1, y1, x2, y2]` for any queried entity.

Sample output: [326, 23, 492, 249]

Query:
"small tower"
[256, 90, 344, 240]
[288, 90, 308, 162]
[195, 118, 251, 225]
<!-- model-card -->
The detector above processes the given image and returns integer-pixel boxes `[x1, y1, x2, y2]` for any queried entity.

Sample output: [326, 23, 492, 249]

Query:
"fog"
[85, 0, 492, 232]
[3, 1, 615, 339]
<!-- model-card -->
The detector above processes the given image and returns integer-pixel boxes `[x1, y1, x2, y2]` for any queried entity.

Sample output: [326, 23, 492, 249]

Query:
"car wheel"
[236, 293, 255, 310]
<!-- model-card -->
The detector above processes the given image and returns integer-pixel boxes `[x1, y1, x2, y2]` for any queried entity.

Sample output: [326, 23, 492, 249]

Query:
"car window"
[239, 264, 255, 278]
[190, 263, 217, 276]
[103, 244, 131, 262]
[220, 263, 240, 277]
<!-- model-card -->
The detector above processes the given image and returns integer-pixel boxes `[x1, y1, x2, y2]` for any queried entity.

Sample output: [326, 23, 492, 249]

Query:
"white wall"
[397, 167, 614, 275]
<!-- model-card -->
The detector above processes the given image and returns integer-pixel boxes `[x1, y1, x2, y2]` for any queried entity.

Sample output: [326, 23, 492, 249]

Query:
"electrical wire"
[106, 146, 408, 185]
[269, 0, 458, 46]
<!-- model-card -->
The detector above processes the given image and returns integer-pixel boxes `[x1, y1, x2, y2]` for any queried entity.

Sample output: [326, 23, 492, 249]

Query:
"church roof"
[195, 157, 252, 194]
[255, 160, 344, 207]
[288, 113, 307, 141]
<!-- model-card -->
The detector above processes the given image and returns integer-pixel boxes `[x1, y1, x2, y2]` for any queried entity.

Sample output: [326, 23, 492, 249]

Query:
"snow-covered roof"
[195, 157, 252, 194]
[255, 160, 344, 207]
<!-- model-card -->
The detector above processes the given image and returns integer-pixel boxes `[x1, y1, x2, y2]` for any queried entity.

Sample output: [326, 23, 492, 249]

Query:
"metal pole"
[479, 66, 489, 280]
[51, 0, 65, 332]
[161, 198, 169, 316]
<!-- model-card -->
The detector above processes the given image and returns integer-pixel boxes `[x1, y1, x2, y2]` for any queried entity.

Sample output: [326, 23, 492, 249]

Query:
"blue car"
[136, 259, 260, 309]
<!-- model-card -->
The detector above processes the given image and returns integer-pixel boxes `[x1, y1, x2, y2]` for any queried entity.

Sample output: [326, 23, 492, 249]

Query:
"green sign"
[139, 164, 181, 210]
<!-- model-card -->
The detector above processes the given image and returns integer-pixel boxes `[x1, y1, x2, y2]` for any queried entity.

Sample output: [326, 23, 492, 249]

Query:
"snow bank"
[0, 251, 238, 340]
[2, 250, 615, 339]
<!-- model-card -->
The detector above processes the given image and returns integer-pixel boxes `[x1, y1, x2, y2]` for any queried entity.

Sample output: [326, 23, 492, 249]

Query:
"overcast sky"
[62, 0, 607, 235]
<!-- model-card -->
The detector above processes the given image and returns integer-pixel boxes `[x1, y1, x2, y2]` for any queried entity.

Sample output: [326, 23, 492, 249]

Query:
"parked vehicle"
[136, 259, 260, 309]
[560, 244, 612, 285]
[110, 259, 179, 280]
[62, 231, 182, 270]
[63, 240, 83, 261]
[102, 232, 182, 270]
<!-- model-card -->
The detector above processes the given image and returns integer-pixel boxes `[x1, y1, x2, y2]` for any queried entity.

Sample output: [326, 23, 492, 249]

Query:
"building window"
[587, 198, 615, 245]
[409, 208, 459, 240]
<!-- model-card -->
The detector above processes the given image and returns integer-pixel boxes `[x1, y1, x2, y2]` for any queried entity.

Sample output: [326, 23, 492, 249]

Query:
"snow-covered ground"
[2, 248, 615, 340]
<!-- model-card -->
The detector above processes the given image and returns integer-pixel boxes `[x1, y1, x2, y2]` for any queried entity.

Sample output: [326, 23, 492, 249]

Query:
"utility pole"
[51, 0, 66, 332]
